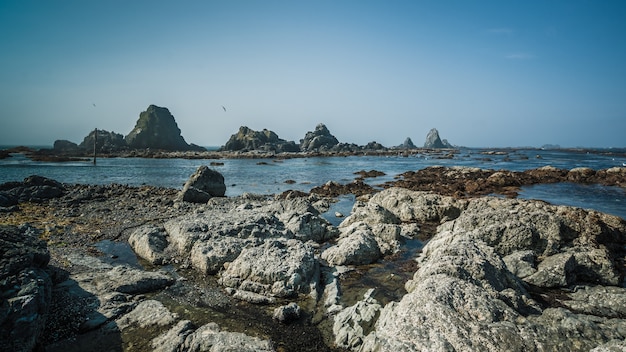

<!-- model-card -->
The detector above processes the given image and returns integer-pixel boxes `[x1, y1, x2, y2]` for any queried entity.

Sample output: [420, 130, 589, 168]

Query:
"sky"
[1, 0, 625, 148]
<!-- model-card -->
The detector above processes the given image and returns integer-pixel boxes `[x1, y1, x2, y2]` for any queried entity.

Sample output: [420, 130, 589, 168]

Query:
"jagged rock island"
[125, 105, 203, 151]
[219, 126, 299, 153]
[423, 128, 453, 148]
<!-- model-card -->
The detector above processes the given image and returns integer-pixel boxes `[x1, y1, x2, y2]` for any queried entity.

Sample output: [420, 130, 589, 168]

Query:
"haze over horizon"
[1, 0, 625, 149]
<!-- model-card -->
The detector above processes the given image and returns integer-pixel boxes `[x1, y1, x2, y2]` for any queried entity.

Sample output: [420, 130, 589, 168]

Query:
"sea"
[1, 146, 625, 220]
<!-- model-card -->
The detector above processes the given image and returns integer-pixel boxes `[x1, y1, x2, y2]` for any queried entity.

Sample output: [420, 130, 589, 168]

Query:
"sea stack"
[220, 126, 298, 152]
[300, 123, 340, 152]
[125, 105, 202, 151]
[423, 128, 453, 148]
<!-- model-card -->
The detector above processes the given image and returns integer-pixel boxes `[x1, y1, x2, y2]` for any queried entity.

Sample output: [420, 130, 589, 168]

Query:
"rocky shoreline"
[1, 165, 626, 351]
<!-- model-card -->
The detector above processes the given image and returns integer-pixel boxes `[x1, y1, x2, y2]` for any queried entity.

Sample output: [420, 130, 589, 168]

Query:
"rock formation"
[220, 126, 298, 152]
[177, 165, 226, 203]
[423, 128, 453, 148]
[300, 123, 339, 152]
[0, 225, 52, 352]
[125, 105, 203, 151]
[52, 140, 80, 153]
[78, 129, 126, 153]
[396, 137, 416, 149]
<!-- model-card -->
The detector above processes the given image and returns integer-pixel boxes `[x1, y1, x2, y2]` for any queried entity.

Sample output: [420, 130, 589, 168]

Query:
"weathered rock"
[220, 126, 298, 152]
[151, 320, 195, 352]
[333, 288, 381, 349]
[177, 165, 226, 203]
[128, 225, 169, 265]
[300, 123, 339, 152]
[190, 237, 249, 274]
[367, 187, 466, 223]
[113, 299, 178, 330]
[423, 128, 453, 148]
[125, 105, 203, 151]
[0, 225, 52, 352]
[219, 238, 319, 301]
[273, 302, 302, 323]
[358, 195, 626, 352]
[181, 322, 274, 352]
[322, 227, 382, 266]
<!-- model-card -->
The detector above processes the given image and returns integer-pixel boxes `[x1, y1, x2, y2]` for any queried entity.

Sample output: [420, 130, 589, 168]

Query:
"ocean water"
[1, 148, 625, 219]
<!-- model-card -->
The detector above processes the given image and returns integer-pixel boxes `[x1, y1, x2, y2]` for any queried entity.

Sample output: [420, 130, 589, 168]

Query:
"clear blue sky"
[1, 0, 625, 148]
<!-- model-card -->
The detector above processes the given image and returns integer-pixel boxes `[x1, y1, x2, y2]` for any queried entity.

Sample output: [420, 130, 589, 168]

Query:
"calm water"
[1, 148, 625, 219]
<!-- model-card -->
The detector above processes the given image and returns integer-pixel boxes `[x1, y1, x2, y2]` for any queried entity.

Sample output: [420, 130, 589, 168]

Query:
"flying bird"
[222, 105, 227, 112]
[92, 103, 96, 107]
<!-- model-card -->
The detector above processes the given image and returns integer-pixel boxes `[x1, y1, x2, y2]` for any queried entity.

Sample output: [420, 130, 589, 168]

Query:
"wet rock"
[0, 225, 52, 352]
[219, 238, 319, 301]
[178, 165, 226, 203]
[273, 302, 302, 323]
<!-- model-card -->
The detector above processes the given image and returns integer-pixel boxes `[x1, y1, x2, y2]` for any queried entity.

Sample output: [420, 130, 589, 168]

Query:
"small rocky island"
[1, 164, 626, 351]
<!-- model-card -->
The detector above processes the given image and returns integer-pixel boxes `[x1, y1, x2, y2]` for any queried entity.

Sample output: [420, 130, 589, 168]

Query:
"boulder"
[220, 126, 298, 152]
[125, 105, 203, 151]
[273, 302, 302, 323]
[300, 123, 339, 152]
[0, 225, 52, 352]
[219, 238, 319, 300]
[423, 128, 453, 148]
[128, 225, 169, 265]
[180, 322, 274, 352]
[177, 166, 226, 203]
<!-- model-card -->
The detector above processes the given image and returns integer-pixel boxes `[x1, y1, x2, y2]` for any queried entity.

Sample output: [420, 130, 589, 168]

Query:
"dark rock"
[0, 225, 52, 352]
[220, 126, 299, 152]
[0, 175, 66, 206]
[78, 129, 127, 153]
[125, 105, 204, 151]
[273, 302, 302, 323]
[178, 166, 226, 203]
[53, 140, 80, 153]
[423, 128, 453, 148]
[300, 123, 339, 152]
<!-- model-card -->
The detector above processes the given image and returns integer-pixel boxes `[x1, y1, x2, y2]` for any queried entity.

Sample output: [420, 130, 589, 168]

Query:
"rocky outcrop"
[130, 194, 338, 303]
[220, 126, 298, 152]
[78, 129, 126, 153]
[0, 225, 52, 352]
[396, 137, 416, 149]
[177, 165, 226, 203]
[53, 140, 80, 153]
[356, 194, 626, 352]
[423, 128, 453, 148]
[322, 188, 465, 266]
[125, 105, 204, 151]
[300, 123, 339, 152]
[0, 175, 66, 207]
